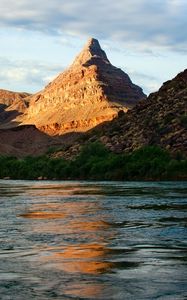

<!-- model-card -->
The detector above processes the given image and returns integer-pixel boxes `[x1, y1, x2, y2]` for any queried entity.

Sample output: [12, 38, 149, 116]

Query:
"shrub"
[180, 114, 187, 129]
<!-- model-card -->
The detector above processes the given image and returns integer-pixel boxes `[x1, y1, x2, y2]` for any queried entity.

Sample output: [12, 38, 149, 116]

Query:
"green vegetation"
[180, 114, 187, 129]
[0, 142, 187, 180]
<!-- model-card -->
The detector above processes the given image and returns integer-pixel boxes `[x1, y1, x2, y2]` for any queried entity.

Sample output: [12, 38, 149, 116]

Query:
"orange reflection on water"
[20, 189, 116, 278]
[17, 186, 119, 300]
[64, 219, 110, 234]
[20, 199, 110, 236]
[57, 243, 108, 259]
[64, 282, 107, 299]
[27, 184, 101, 198]
[19, 211, 66, 219]
[42, 243, 113, 274]
[20, 200, 103, 219]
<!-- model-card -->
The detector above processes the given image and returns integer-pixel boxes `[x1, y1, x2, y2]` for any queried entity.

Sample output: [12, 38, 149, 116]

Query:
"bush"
[180, 114, 187, 129]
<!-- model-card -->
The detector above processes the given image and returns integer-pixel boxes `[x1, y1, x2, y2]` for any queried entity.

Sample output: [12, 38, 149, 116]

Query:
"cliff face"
[55, 69, 187, 159]
[22, 38, 145, 135]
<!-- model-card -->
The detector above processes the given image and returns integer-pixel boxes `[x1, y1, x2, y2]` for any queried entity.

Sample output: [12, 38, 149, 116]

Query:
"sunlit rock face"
[22, 38, 146, 135]
[0, 89, 30, 127]
[0, 89, 30, 108]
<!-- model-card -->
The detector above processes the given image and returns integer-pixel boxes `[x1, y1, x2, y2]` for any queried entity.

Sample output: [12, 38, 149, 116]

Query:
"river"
[0, 180, 186, 299]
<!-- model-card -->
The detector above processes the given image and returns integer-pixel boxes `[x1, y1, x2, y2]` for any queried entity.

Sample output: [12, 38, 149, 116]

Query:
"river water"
[0, 180, 186, 300]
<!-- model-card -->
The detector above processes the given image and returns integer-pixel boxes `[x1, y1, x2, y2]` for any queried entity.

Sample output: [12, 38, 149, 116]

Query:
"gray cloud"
[0, 0, 187, 52]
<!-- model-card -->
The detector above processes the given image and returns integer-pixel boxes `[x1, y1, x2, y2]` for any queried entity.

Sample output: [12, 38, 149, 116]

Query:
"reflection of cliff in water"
[20, 184, 122, 277]
[43, 243, 115, 274]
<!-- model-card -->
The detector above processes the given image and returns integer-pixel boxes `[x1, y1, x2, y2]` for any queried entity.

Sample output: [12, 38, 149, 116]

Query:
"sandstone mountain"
[20, 38, 145, 135]
[0, 89, 30, 128]
[55, 69, 187, 159]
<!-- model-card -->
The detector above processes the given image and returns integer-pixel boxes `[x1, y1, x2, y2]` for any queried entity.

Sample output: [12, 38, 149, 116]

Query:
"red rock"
[0, 89, 31, 128]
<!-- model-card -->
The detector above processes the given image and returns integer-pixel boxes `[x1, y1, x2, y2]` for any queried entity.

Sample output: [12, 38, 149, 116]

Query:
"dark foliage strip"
[0, 143, 187, 180]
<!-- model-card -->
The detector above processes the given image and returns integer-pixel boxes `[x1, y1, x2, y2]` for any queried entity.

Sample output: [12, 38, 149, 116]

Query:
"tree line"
[0, 142, 186, 180]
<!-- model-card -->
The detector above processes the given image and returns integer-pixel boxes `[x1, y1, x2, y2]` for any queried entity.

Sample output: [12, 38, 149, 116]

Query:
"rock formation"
[0, 89, 30, 128]
[21, 38, 145, 135]
[0, 89, 30, 108]
[55, 69, 187, 159]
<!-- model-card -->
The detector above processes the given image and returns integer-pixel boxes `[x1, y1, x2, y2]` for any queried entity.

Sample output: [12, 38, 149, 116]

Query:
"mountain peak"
[72, 37, 110, 67]
[86, 37, 100, 48]
[17, 37, 145, 136]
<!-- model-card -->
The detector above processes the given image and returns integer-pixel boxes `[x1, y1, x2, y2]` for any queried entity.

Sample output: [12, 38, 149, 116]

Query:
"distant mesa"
[0, 37, 145, 135]
[0, 89, 30, 108]
[0, 89, 31, 129]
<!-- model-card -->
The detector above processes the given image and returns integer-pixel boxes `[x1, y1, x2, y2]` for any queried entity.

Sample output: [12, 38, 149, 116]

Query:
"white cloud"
[0, 57, 63, 92]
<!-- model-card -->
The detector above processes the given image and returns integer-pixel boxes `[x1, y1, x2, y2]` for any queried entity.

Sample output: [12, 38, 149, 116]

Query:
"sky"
[0, 0, 187, 95]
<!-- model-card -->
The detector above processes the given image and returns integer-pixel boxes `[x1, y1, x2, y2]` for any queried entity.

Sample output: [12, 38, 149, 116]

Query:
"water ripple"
[0, 180, 187, 299]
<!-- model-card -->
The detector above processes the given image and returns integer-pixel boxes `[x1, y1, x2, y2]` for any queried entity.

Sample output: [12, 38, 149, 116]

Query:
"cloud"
[0, 0, 187, 52]
[0, 57, 63, 92]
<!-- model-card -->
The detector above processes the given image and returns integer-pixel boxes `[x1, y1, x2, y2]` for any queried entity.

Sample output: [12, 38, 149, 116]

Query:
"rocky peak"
[18, 38, 146, 135]
[71, 37, 110, 67]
